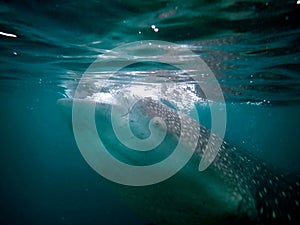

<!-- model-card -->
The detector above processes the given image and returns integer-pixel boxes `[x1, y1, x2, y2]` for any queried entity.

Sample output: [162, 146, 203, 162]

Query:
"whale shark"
[58, 96, 300, 225]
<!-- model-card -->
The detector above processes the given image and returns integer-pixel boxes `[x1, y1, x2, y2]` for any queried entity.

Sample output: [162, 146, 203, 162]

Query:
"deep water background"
[0, 0, 300, 224]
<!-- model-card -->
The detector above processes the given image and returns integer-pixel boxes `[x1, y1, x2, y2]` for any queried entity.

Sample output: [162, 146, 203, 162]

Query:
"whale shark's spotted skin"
[134, 97, 300, 225]
[58, 97, 300, 225]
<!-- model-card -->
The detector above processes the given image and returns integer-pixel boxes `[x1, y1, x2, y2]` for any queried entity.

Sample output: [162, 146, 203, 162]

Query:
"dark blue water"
[0, 0, 300, 224]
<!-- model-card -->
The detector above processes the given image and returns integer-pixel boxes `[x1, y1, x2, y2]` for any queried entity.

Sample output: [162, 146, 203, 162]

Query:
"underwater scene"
[1, 0, 300, 225]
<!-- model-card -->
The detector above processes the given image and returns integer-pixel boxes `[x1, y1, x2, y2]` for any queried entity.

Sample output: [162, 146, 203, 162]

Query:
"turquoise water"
[0, 0, 300, 224]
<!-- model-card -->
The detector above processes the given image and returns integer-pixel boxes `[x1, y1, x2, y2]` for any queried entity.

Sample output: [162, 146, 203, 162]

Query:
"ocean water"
[0, 0, 300, 225]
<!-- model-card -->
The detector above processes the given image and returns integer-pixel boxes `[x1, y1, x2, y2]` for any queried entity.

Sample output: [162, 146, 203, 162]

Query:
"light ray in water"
[0, 31, 17, 38]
